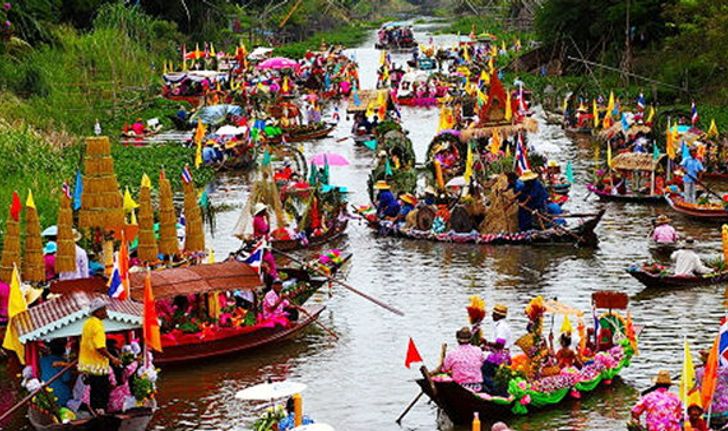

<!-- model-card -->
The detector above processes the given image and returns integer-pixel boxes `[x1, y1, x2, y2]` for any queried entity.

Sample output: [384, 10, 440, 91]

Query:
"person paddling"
[671, 237, 712, 276]
[650, 214, 679, 245]
[630, 370, 682, 431]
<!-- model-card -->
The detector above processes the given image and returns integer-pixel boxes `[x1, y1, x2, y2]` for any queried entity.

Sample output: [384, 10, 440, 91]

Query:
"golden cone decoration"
[182, 177, 205, 253]
[78, 136, 124, 229]
[22, 190, 44, 282]
[137, 175, 159, 262]
[56, 190, 76, 273]
[158, 170, 178, 256]
[0, 197, 21, 284]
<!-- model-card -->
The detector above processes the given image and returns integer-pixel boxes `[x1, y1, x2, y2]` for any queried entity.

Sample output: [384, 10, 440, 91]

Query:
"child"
[556, 333, 582, 369]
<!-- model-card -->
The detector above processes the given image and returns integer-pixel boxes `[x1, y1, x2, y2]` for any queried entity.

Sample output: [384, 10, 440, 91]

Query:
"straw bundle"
[182, 180, 205, 253]
[0, 216, 21, 284]
[480, 174, 519, 234]
[137, 176, 159, 262]
[22, 192, 45, 283]
[459, 118, 539, 142]
[249, 169, 287, 228]
[56, 191, 76, 273]
[79, 136, 124, 229]
[157, 171, 179, 256]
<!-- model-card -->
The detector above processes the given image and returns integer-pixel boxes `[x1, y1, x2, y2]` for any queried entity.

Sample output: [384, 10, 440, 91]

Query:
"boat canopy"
[15, 291, 143, 343]
[610, 152, 665, 171]
[129, 260, 263, 300]
[346, 89, 391, 113]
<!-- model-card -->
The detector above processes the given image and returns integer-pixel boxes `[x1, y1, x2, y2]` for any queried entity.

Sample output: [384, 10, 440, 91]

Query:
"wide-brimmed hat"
[72, 229, 82, 243]
[493, 304, 508, 317]
[87, 297, 108, 314]
[653, 370, 672, 385]
[43, 241, 57, 255]
[400, 193, 417, 205]
[519, 170, 538, 181]
[253, 203, 268, 215]
[547, 160, 559, 168]
[656, 214, 671, 225]
[22, 285, 43, 306]
[373, 180, 391, 190]
[456, 326, 472, 342]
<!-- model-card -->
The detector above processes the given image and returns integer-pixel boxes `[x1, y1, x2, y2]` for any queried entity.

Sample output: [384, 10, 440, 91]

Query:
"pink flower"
[520, 394, 531, 405]
[3, 3, 10, 11]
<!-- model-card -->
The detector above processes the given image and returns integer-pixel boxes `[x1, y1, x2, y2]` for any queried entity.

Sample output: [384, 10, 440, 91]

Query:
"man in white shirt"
[491, 304, 513, 349]
[671, 237, 712, 277]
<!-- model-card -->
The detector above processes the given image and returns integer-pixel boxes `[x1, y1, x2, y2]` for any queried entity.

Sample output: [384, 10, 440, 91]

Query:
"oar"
[640, 374, 680, 396]
[0, 361, 77, 422]
[395, 344, 447, 425]
[272, 248, 405, 316]
[517, 203, 587, 245]
[291, 304, 339, 340]
[687, 173, 724, 202]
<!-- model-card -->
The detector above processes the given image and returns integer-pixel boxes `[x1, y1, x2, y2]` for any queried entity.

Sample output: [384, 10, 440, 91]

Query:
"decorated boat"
[626, 263, 728, 289]
[374, 22, 416, 50]
[271, 217, 348, 252]
[9, 291, 156, 431]
[392, 71, 447, 107]
[416, 292, 636, 426]
[283, 123, 335, 143]
[665, 193, 728, 221]
[366, 121, 417, 199]
[586, 153, 666, 204]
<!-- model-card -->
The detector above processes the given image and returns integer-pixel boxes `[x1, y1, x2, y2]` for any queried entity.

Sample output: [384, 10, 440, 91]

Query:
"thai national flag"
[62, 181, 72, 199]
[107, 267, 124, 298]
[514, 134, 530, 175]
[181, 165, 193, 184]
[719, 318, 728, 367]
[636, 93, 646, 111]
[691, 102, 699, 126]
[242, 240, 265, 274]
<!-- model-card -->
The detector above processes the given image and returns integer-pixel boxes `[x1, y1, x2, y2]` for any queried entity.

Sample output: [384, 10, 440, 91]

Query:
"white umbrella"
[445, 176, 467, 188]
[235, 381, 307, 401]
[41, 225, 58, 237]
[216, 125, 248, 136]
[292, 425, 335, 431]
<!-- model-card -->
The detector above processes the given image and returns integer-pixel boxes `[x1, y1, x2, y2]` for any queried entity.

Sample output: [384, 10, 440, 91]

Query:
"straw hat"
[456, 326, 472, 343]
[22, 285, 43, 306]
[253, 203, 268, 215]
[424, 186, 437, 195]
[72, 229, 82, 243]
[652, 370, 672, 385]
[87, 297, 108, 314]
[373, 181, 391, 190]
[400, 193, 417, 205]
[547, 160, 559, 168]
[519, 170, 538, 181]
[655, 214, 671, 225]
[493, 303, 508, 317]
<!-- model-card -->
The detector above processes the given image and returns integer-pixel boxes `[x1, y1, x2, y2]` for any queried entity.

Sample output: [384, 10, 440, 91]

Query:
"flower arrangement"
[252, 405, 286, 431]
[524, 296, 546, 323]
[131, 365, 159, 402]
[466, 295, 486, 324]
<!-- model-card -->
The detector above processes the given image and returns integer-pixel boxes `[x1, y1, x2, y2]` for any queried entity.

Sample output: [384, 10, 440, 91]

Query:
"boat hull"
[271, 220, 348, 252]
[28, 406, 154, 431]
[626, 268, 728, 288]
[586, 185, 665, 203]
[665, 194, 728, 221]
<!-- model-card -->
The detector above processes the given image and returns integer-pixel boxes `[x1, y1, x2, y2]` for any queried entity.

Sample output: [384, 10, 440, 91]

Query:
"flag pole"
[708, 311, 727, 428]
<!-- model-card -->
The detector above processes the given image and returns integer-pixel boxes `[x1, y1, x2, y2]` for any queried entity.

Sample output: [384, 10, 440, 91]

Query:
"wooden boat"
[358, 209, 605, 247]
[586, 184, 665, 203]
[28, 405, 154, 431]
[702, 172, 728, 180]
[665, 193, 728, 221]
[271, 218, 348, 252]
[626, 266, 728, 289]
[284, 124, 335, 143]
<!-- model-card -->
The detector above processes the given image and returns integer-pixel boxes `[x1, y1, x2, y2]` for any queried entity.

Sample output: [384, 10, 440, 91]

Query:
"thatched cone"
[22, 191, 45, 283]
[182, 179, 205, 253]
[56, 191, 77, 273]
[480, 174, 519, 234]
[137, 174, 158, 262]
[78, 136, 124, 229]
[249, 169, 287, 228]
[0, 193, 22, 283]
[158, 171, 178, 256]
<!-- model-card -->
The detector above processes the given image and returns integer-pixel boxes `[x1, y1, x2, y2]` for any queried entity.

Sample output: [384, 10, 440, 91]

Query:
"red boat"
[665, 193, 728, 221]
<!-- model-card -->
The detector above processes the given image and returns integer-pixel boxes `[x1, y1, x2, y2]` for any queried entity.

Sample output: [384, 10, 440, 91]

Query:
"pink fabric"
[262, 289, 289, 320]
[44, 254, 56, 281]
[108, 362, 138, 412]
[131, 122, 145, 135]
[442, 344, 485, 385]
[652, 224, 678, 244]
[0, 280, 8, 321]
[631, 387, 682, 431]
[253, 214, 270, 239]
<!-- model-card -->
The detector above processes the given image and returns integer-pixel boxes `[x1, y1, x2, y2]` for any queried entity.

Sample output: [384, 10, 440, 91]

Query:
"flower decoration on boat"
[525, 295, 546, 322]
[466, 295, 486, 324]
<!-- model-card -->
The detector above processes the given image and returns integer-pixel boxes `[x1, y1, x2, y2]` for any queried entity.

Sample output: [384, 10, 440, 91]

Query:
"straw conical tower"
[182, 168, 205, 253]
[0, 192, 22, 283]
[23, 190, 45, 283]
[56, 189, 76, 273]
[137, 174, 159, 262]
[78, 136, 124, 229]
[158, 170, 178, 256]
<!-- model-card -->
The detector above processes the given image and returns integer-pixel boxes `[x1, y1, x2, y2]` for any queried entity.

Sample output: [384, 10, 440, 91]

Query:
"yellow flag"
[593, 99, 599, 129]
[488, 56, 495, 74]
[141, 173, 152, 189]
[129, 209, 138, 225]
[680, 338, 696, 405]
[721, 225, 728, 263]
[491, 129, 501, 155]
[26, 189, 35, 209]
[194, 119, 206, 169]
[667, 122, 676, 160]
[607, 141, 613, 168]
[606, 91, 615, 117]
[123, 187, 139, 212]
[2, 265, 27, 364]
[561, 315, 572, 333]
[463, 46, 470, 62]
[505, 92, 512, 122]
[464, 142, 474, 183]
[365, 102, 375, 119]
[210, 43, 216, 58]
[195, 140, 203, 169]
[501, 40, 506, 52]
[646, 106, 655, 124]
[208, 249, 216, 264]
[707, 119, 719, 138]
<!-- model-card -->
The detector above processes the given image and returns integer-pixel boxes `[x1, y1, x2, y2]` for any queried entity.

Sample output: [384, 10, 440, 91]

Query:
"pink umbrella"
[310, 152, 349, 166]
[256, 57, 300, 71]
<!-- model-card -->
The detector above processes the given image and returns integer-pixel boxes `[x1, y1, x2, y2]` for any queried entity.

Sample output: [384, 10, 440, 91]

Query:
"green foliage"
[274, 24, 372, 59]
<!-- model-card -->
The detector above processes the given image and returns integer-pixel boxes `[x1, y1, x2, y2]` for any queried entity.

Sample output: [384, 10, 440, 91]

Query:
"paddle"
[686, 173, 724, 202]
[290, 304, 339, 340]
[0, 361, 77, 423]
[395, 343, 446, 425]
[640, 374, 680, 396]
[517, 203, 587, 246]
[272, 248, 405, 317]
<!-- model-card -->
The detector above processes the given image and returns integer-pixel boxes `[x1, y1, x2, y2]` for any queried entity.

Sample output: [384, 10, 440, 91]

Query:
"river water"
[3, 23, 727, 431]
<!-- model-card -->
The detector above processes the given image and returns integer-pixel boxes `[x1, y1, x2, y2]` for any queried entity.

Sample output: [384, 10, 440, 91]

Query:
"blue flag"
[565, 161, 574, 184]
[385, 158, 393, 176]
[262, 149, 271, 167]
[681, 141, 690, 161]
[362, 139, 377, 151]
[73, 170, 83, 211]
[653, 142, 660, 160]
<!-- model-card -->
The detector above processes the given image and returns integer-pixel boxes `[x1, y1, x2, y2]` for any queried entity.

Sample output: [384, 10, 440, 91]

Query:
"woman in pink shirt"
[650, 214, 678, 244]
[252, 203, 278, 279]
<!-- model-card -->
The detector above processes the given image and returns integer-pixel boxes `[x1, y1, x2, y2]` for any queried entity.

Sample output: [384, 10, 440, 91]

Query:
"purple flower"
[3, 3, 10, 11]
[4, 20, 10, 28]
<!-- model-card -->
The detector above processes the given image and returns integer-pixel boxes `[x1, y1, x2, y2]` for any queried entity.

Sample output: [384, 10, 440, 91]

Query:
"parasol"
[445, 176, 467, 188]
[310, 153, 349, 167]
[41, 226, 58, 237]
[215, 125, 248, 136]
[235, 381, 307, 401]
[257, 57, 300, 71]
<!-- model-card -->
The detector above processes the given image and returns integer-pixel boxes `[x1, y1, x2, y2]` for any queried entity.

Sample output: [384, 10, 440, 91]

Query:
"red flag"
[701, 334, 720, 410]
[118, 231, 129, 300]
[143, 270, 162, 352]
[405, 337, 423, 368]
[9, 191, 21, 222]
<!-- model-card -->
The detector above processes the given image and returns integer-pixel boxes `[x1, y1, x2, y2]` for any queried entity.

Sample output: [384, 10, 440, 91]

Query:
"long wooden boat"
[28, 405, 154, 431]
[625, 267, 728, 289]
[586, 184, 665, 203]
[702, 172, 728, 181]
[271, 219, 348, 252]
[359, 209, 605, 247]
[665, 193, 728, 221]
[268, 124, 335, 144]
